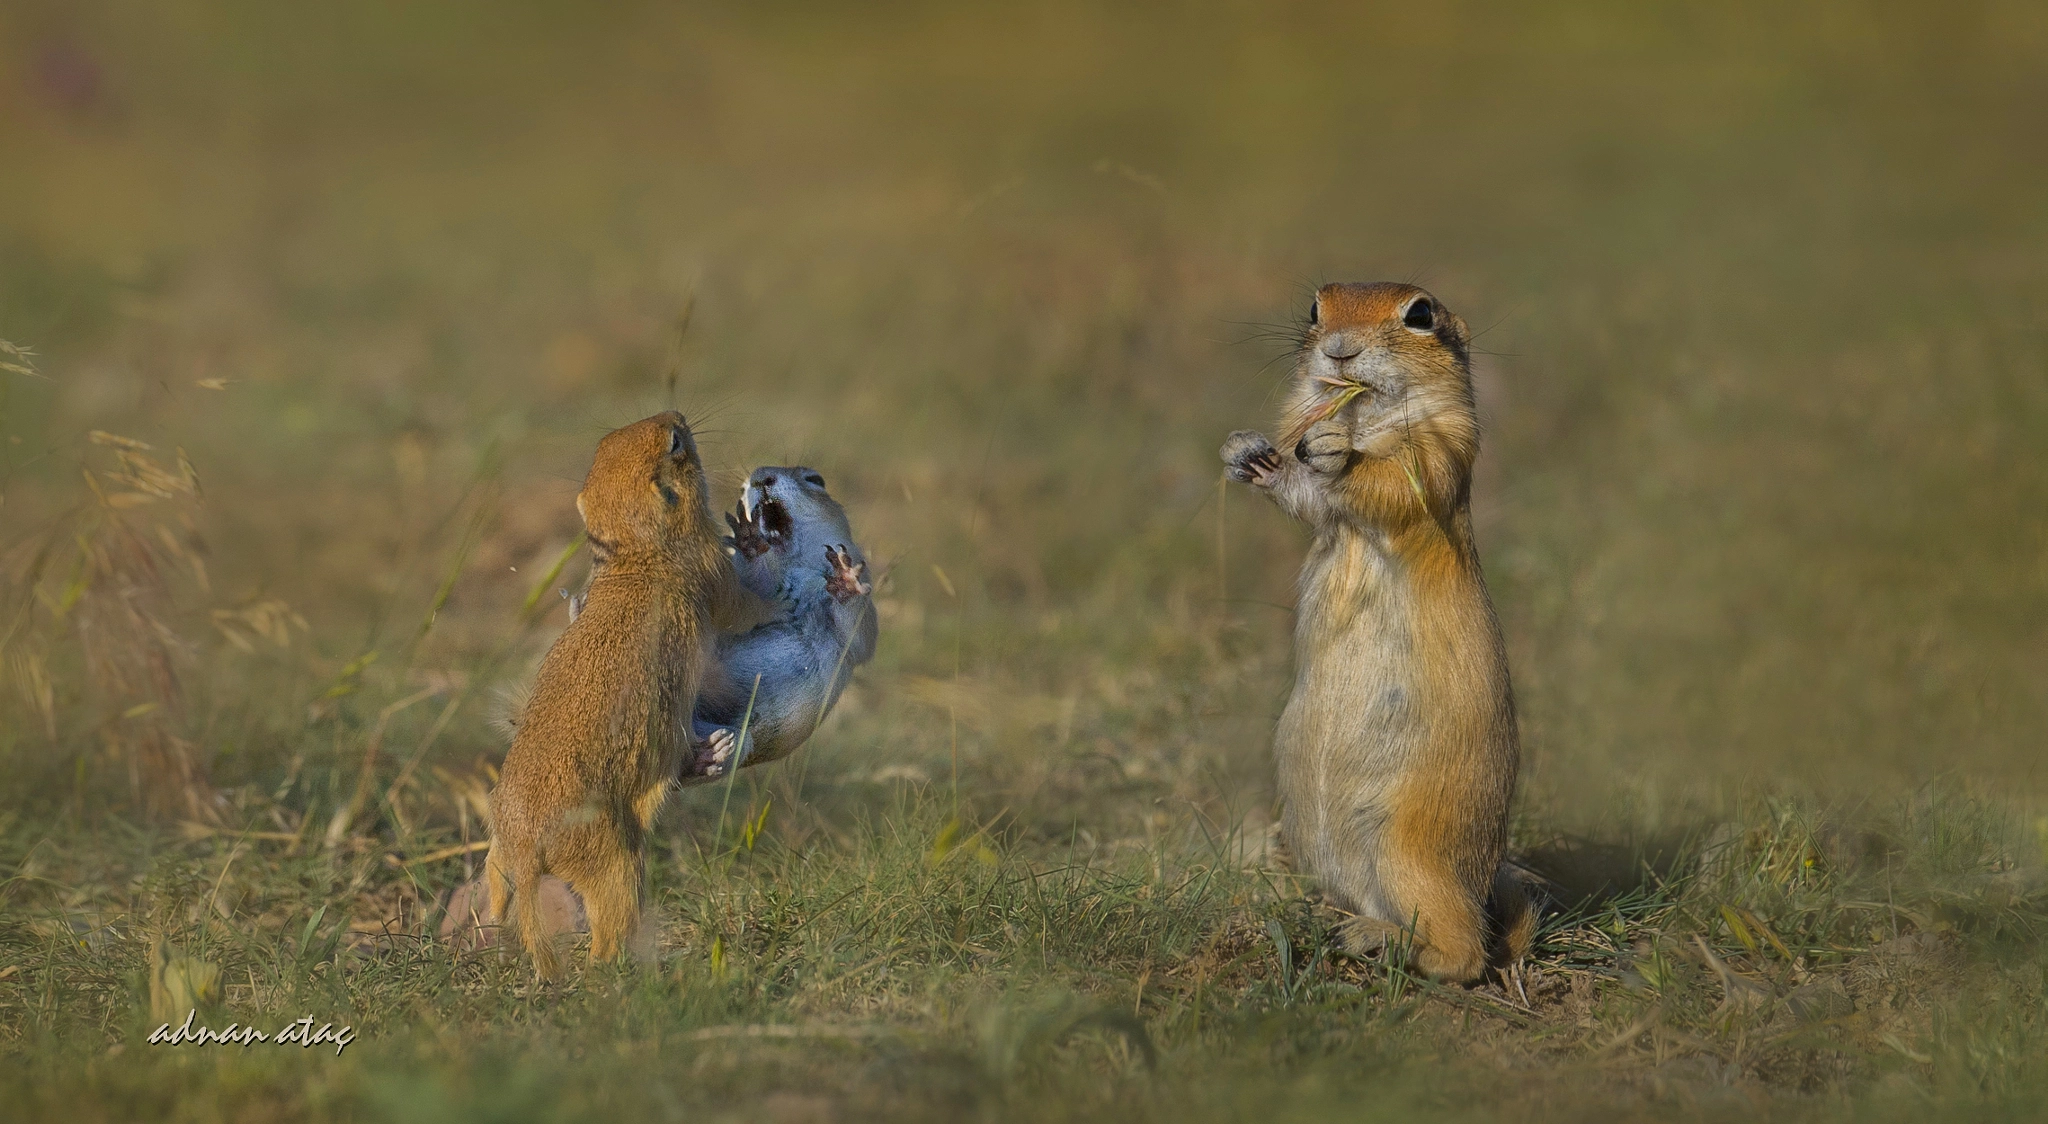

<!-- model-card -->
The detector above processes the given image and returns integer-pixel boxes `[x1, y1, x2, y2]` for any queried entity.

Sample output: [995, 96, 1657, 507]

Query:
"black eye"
[669, 427, 687, 455]
[1306, 299, 1319, 327]
[1403, 298, 1435, 332]
[804, 473, 825, 488]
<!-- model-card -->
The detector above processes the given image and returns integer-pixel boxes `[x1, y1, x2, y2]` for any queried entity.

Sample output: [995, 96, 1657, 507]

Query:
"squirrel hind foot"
[1339, 915, 1401, 958]
[686, 728, 737, 779]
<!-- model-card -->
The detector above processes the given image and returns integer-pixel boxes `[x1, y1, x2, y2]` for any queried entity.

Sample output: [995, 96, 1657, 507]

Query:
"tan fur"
[1222, 283, 1531, 982]
[482, 411, 765, 979]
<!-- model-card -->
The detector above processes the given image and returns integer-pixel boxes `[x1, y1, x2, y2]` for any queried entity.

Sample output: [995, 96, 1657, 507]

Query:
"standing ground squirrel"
[484, 411, 770, 978]
[1221, 282, 1533, 983]
[687, 466, 877, 776]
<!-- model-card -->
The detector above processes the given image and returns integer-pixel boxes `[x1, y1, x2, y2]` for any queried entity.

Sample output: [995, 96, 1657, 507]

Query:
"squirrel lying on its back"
[686, 465, 877, 777]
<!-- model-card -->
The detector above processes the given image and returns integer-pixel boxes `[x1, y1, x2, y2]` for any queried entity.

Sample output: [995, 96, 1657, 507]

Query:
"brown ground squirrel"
[1221, 282, 1533, 982]
[484, 411, 769, 978]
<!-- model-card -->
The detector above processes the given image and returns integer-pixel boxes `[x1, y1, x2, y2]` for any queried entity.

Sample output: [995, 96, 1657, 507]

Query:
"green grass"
[3, 1, 2047, 1119]
[4, 792, 2046, 1120]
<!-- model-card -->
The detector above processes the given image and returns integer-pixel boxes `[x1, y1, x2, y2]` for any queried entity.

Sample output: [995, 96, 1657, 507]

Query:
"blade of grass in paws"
[1286, 380, 1369, 445]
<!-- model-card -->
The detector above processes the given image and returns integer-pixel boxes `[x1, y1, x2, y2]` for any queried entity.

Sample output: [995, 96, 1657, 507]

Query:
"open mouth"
[754, 496, 795, 547]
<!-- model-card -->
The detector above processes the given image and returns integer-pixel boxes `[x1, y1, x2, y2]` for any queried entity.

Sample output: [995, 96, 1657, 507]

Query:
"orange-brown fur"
[1222, 283, 1533, 982]
[482, 411, 766, 978]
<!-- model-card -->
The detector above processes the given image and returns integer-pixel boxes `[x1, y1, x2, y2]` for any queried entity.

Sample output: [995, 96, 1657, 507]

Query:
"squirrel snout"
[1319, 334, 1364, 361]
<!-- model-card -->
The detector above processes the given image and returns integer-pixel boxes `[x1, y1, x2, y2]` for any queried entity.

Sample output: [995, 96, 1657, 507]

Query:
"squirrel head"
[739, 466, 848, 548]
[576, 411, 714, 557]
[1282, 282, 1475, 451]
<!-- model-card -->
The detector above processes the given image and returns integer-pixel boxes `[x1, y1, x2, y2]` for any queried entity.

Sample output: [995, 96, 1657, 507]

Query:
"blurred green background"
[3, 0, 2045, 830]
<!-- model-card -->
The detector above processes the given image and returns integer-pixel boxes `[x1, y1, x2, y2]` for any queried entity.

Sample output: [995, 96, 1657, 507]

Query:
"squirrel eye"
[1306, 299, 1319, 327]
[1403, 298, 1435, 332]
[804, 473, 825, 488]
[668, 426, 687, 455]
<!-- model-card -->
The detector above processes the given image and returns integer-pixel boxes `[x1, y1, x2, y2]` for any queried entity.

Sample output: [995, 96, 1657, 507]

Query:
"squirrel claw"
[1222, 430, 1282, 487]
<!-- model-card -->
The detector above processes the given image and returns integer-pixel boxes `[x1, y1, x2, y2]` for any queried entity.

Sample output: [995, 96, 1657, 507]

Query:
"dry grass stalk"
[0, 339, 46, 380]
[0, 431, 303, 821]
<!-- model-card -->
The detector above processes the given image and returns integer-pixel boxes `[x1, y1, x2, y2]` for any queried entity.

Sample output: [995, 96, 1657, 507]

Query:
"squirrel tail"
[493, 841, 561, 980]
[1490, 864, 1540, 967]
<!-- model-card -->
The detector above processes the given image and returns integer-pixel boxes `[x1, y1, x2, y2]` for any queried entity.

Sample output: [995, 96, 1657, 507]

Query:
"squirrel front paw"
[1294, 420, 1352, 475]
[823, 545, 872, 602]
[726, 506, 771, 560]
[1221, 431, 1283, 487]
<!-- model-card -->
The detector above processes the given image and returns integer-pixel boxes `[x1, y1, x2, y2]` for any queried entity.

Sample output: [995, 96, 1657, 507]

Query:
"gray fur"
[686, 466, 877, 778]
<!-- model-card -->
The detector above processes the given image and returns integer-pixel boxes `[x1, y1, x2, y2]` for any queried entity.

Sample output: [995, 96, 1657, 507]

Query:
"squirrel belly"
[694, 570, 876, 771]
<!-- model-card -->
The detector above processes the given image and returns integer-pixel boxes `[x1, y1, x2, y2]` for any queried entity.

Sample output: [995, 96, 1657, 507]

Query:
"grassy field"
[3, 1, 2046, 1119]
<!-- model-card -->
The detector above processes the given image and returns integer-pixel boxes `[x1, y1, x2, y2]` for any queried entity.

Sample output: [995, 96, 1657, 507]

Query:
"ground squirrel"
[686, 466, 877, 777]
[484, 411, 769, 978]
[1221, 282, 1533, 982]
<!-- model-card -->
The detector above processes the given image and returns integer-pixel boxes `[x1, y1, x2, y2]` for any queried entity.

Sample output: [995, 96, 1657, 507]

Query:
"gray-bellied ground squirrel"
[484, 411, 771, 978]
[1221, 282, 1533, 983]
[686, 466, 877, 776]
